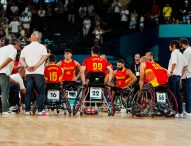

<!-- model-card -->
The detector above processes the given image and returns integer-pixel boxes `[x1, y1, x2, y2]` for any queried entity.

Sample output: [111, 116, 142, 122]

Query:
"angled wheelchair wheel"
[157, 89, 178, 117]
[105, 87, 115, 116]
[73, 87, 87, 115]
[120, 88, 134, 110]
[114, 94, 122, 111]
[131, 87, 155, 117]
[60, 90, 72, 115]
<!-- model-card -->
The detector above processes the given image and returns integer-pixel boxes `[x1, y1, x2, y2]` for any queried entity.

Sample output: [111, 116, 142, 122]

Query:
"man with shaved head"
[139, 56, 168, 89]
[145, 52, 155, 62]
[20, 31, 48, 116]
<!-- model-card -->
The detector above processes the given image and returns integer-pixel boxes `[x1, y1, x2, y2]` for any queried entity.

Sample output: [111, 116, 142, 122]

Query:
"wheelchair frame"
[72, 72, 115, 116]
[131, 84, 178, 117]
[45, 83, 72, 115]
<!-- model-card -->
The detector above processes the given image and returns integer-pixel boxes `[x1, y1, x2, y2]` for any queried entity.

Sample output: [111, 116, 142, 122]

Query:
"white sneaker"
[10, 105, 19, 111]
[38, 110, 49, 116]
[2, 111, 16, 115]
[175, 113, 180, 118]
[184, 112, 191, 117]
[179, 113, 184, 118]
[25, 111, 31, 115]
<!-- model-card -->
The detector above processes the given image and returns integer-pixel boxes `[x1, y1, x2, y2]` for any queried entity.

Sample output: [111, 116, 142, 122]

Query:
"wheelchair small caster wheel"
[57, 110, 59, 114]
[108, 112, 112, 116]
[64, 112, 66, 115]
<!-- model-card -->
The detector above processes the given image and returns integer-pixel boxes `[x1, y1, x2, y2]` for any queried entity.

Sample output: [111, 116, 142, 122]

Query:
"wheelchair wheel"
[157, 89, 178, 117]
[73, 87, 86, 115]
[61, 90, 72, 115]
[120, 88, 133, 110]
[105, 87, 115, 116]
[114, 94, 122, 111]
[131, 87, 155, 116]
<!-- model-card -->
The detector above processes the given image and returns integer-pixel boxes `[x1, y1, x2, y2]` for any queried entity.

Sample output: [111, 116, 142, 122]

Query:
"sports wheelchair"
[45, 83, 72, 115]
[72, 72, 115, 116]
[111, 86, 134, 113]
[131, 84, 178, 117]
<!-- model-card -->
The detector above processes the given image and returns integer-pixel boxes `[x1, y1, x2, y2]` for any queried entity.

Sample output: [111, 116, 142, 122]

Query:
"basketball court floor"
[0, 112, 191, 146]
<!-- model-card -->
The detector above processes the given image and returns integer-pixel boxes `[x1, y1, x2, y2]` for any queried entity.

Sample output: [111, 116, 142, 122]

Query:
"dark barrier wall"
[120, 28, 158, 65]
[119, 25, 191, 69]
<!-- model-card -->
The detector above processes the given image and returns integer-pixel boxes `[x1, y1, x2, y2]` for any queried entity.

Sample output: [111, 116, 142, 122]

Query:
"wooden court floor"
[0, 112, 191, 146]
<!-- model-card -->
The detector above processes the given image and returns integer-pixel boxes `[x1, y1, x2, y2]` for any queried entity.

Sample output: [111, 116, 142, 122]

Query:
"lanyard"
[135, 64, 140, 72]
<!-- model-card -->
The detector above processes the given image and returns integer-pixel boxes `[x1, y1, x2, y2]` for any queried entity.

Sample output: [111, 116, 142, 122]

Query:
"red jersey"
[44, 64, 63, 84]
[11, 61, 19, 74]
[115, 68, 131, 88]
[104, 62, 113, 76]
[82, 56, 110, 75]
[144, 62, 168, 87]
[61, 59, 76, 81]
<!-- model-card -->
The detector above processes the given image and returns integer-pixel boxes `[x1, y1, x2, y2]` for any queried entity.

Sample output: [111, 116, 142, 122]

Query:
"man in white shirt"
[20, 13, 31, 34]
[168, 40, 187, 118]
[180, 38, 191, 116]
[0, 39, 20, 115]
[9, 17, 20, 37]
[20, 31, 48, 116]
[9, 67, 26, 111]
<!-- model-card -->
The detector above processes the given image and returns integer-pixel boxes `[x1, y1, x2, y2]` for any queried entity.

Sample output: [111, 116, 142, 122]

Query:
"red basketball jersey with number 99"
[82, 56, 110, 75]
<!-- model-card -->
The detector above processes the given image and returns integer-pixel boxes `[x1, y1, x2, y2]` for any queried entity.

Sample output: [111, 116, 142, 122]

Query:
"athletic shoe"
[2, 111, 16, 115]
[38, 110, 49, 116]
[25, 111, 31, 115]
[175, 113, 180, 118]
[179, 113, 184, 118]
[10, 105, 19, 112]
[183, 112, 191, 117]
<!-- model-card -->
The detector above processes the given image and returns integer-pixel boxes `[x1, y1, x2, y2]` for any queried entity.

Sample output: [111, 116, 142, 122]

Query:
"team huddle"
[0, 31, 170, 116]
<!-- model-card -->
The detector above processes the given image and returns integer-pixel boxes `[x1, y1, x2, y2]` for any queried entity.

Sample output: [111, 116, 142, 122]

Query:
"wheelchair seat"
[62, 81, 78, 90]
[46, 83, 61, 90]
[87, 72, 105, 87]
[154, 84, 168, 92]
